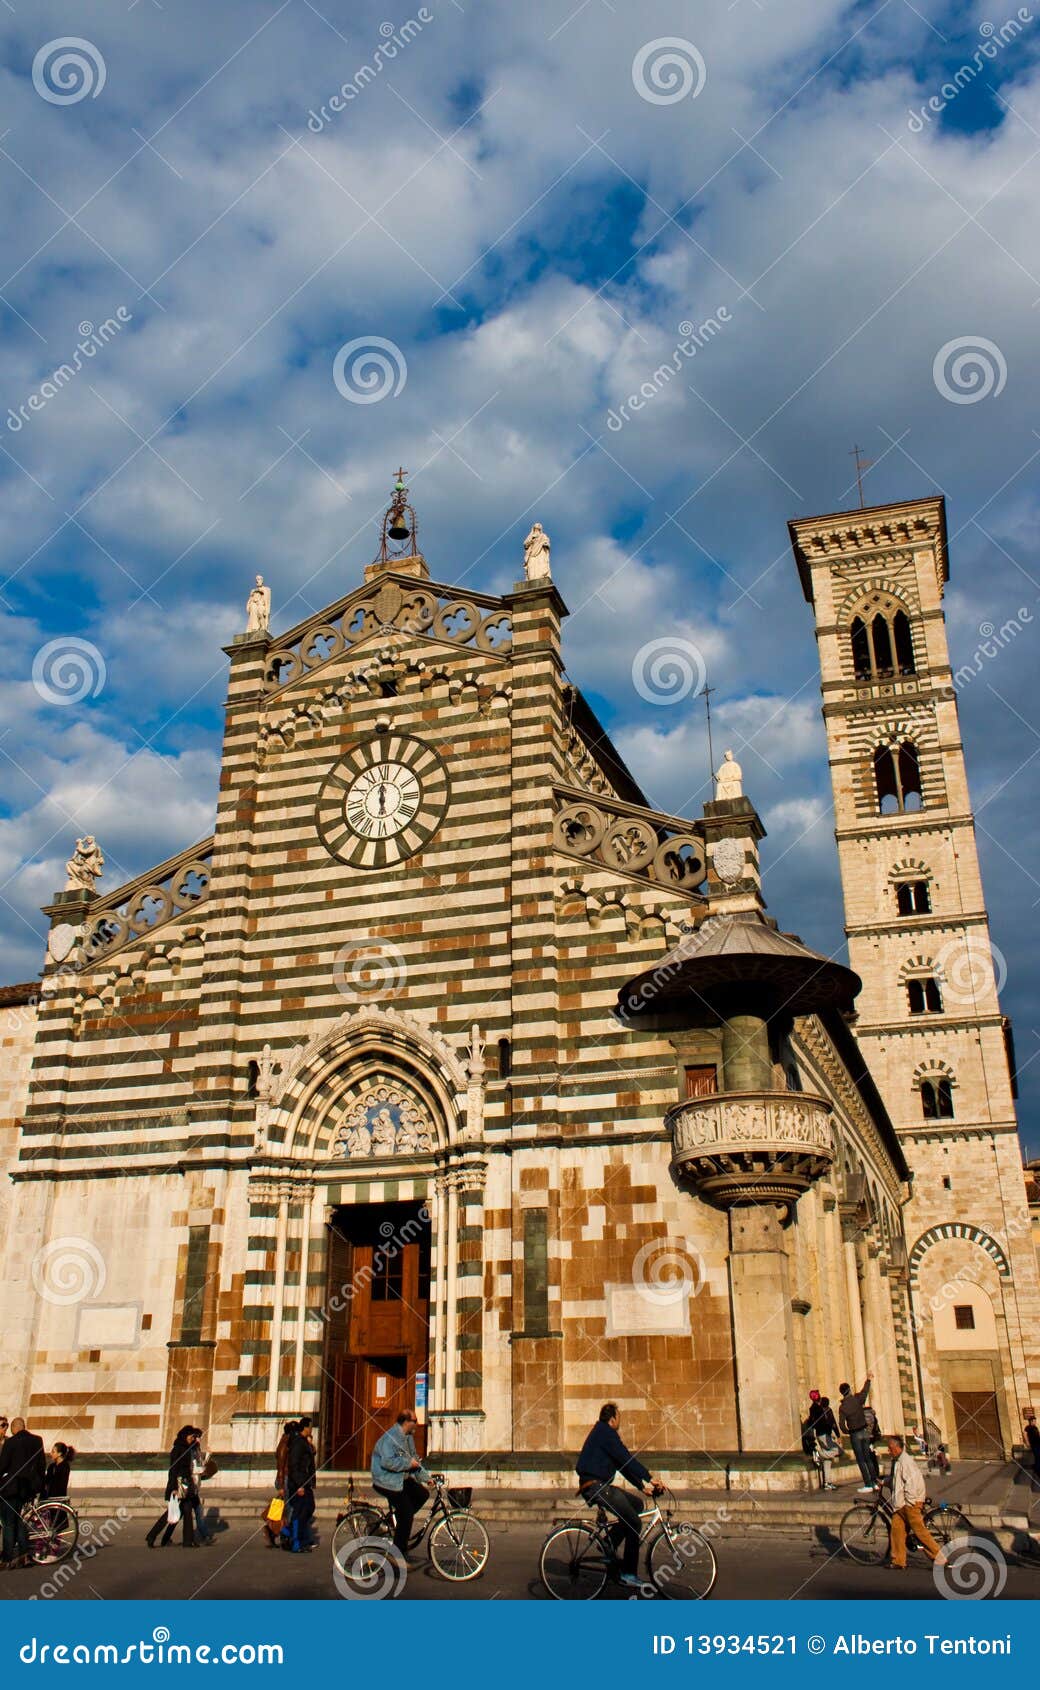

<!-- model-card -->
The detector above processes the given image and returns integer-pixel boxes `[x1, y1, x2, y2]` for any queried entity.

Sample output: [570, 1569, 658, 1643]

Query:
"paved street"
[2, 1520, 1037, 1602]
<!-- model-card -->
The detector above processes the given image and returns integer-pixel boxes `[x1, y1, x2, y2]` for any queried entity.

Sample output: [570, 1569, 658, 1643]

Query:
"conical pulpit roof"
[617, 910, 860, 1020]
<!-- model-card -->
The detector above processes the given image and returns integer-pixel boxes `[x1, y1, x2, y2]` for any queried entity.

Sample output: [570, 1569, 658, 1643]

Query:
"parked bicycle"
[332, 1472, 489, 1582]
[840, 1485, 972, 1564]
[22, 1498, 80, 1565]
[540, 1484, 717, 1600]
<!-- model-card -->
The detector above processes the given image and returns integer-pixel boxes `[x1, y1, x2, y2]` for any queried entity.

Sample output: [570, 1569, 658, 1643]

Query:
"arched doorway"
[324, 1199, 432, 1469]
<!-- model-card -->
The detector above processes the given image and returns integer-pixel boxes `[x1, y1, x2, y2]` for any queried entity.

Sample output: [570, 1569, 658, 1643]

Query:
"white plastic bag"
[166, 1496, 181, 1525]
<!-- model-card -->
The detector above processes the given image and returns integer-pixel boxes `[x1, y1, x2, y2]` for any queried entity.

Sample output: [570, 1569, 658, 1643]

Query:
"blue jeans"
[851, 1429, 879, 1486]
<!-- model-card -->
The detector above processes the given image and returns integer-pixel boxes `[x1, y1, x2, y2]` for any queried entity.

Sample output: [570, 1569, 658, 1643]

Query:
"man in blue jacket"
[371, 1411, 432, 1557]
[576, 1403, 662, 1586]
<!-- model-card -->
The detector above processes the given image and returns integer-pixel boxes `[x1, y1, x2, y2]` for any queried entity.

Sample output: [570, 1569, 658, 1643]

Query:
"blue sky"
[2, 0, 1039, 1155]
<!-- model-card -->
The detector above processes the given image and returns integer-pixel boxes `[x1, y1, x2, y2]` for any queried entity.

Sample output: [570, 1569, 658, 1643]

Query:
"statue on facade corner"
[523, 522, 551, 581]
[715, 748, 743, 800]
[245, 573, 271, 633]
[64, 835, 104, 893]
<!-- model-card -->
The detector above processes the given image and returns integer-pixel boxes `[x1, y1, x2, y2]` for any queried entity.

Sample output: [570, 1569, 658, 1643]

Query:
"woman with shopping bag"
[262, 1420, 297, 1547]
[145, 1427, 200, 1548]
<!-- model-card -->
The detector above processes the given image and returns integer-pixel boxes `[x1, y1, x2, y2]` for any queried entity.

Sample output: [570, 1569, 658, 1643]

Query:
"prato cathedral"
[0, 483, 1036, 1488]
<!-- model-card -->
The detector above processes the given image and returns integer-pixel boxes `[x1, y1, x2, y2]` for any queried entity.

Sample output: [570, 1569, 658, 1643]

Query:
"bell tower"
[790, 494, 1039, 1454]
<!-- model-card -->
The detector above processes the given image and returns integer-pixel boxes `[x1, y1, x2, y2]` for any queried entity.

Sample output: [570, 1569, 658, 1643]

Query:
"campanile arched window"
[906, 975, 943, 1014]
[875, 741, 923, 814]
[921, 1077, 954, 1118]
[850, 603, 916, 680]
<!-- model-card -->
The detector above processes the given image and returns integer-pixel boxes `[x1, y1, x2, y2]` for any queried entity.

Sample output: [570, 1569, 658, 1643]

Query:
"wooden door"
[323, 1204, 430, 1469]
[327, 1357, 363, 1469]
[951, 1391, 1003, 1459]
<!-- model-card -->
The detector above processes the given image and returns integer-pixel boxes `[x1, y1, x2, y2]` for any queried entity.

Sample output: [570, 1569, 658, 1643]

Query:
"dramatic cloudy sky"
[2, 1, 1039, 1154]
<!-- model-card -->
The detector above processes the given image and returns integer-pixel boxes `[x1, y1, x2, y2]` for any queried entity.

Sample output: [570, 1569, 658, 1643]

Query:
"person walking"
[839, 1374, 880, 1490]
[885, 1435, 946, 1570]
[145, 1427, 199, 1548]
[371, 1410, 432, 1559]
[0, 1417, 46, 1569]
[264, 1420, 297, 1547]
[1024, 1413, 1040, 1482]
[284, 1420, 317, 1553]
[809, 1396, 841, 1490]
[190, 1428, 214, 1544]
[575, 1402, 663, 1588]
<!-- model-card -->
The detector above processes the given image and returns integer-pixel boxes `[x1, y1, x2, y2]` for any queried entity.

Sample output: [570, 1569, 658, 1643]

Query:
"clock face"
[316, 734, 449, 869]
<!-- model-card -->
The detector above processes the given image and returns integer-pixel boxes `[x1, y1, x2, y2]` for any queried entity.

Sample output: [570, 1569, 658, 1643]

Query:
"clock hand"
[378, 781, 387, 815]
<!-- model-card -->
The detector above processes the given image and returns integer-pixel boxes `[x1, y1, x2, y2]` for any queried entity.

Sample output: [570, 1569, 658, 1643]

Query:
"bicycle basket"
[447, 1486, 472, 1509]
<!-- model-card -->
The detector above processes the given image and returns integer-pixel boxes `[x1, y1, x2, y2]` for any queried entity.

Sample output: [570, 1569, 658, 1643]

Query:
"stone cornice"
[792, 1016, 903, 1203]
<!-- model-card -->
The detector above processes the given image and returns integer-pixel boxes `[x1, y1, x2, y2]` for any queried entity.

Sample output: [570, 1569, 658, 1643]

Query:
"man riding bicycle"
[371, 1410, 432, 1559]
[575, 1403, 663, 1587]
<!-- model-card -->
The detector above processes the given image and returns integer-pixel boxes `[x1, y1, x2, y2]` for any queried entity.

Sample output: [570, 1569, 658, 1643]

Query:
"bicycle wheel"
[540, 1521, 609, 1600]
[27, 1503, 79, 1565]
[345, 1502, 385, 1536]
[331, 1507, 384, 1573]
[429, 1509, 490, 1581]
[840, 1501, 889, 1565]
[926, 1506, 973, 1547]
[646, 1524, 717, 1600]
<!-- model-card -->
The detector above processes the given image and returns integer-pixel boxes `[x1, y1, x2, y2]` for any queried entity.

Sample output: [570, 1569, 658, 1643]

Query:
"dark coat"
[286, 1433, 316, 1494]
[575, 1420, 651, 1488]
[0, 1430, 47, 1506]
[809, 1402, 840, 1439]
[42, 1458, 71, 1499]
[164, 1439, 198, 1502]
[839, 1381, 871, 1434]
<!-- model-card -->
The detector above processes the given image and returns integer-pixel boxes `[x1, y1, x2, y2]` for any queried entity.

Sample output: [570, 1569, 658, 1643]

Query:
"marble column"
[721, 1013, 773, 1092]
[266, 1184, 291, 1413]
[843, 1230, 868, 1381]
[728, 1205, 800, 1450]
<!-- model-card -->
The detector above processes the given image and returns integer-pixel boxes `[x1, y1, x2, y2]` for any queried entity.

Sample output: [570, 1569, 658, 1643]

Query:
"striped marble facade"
[0, 539, 934, 1481]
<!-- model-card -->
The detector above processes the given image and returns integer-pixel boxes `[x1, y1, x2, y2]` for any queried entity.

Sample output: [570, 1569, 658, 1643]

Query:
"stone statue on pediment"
[715, 748, 743, 800]
[65, 836, 104, 893]
[246, 574, 271, 633]
[523, 522, 551, 581]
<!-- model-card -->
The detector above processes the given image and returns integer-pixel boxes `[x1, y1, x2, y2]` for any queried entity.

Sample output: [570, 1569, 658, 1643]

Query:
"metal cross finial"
[699, 684, 717, 797]
[849, 444, 874, 510]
